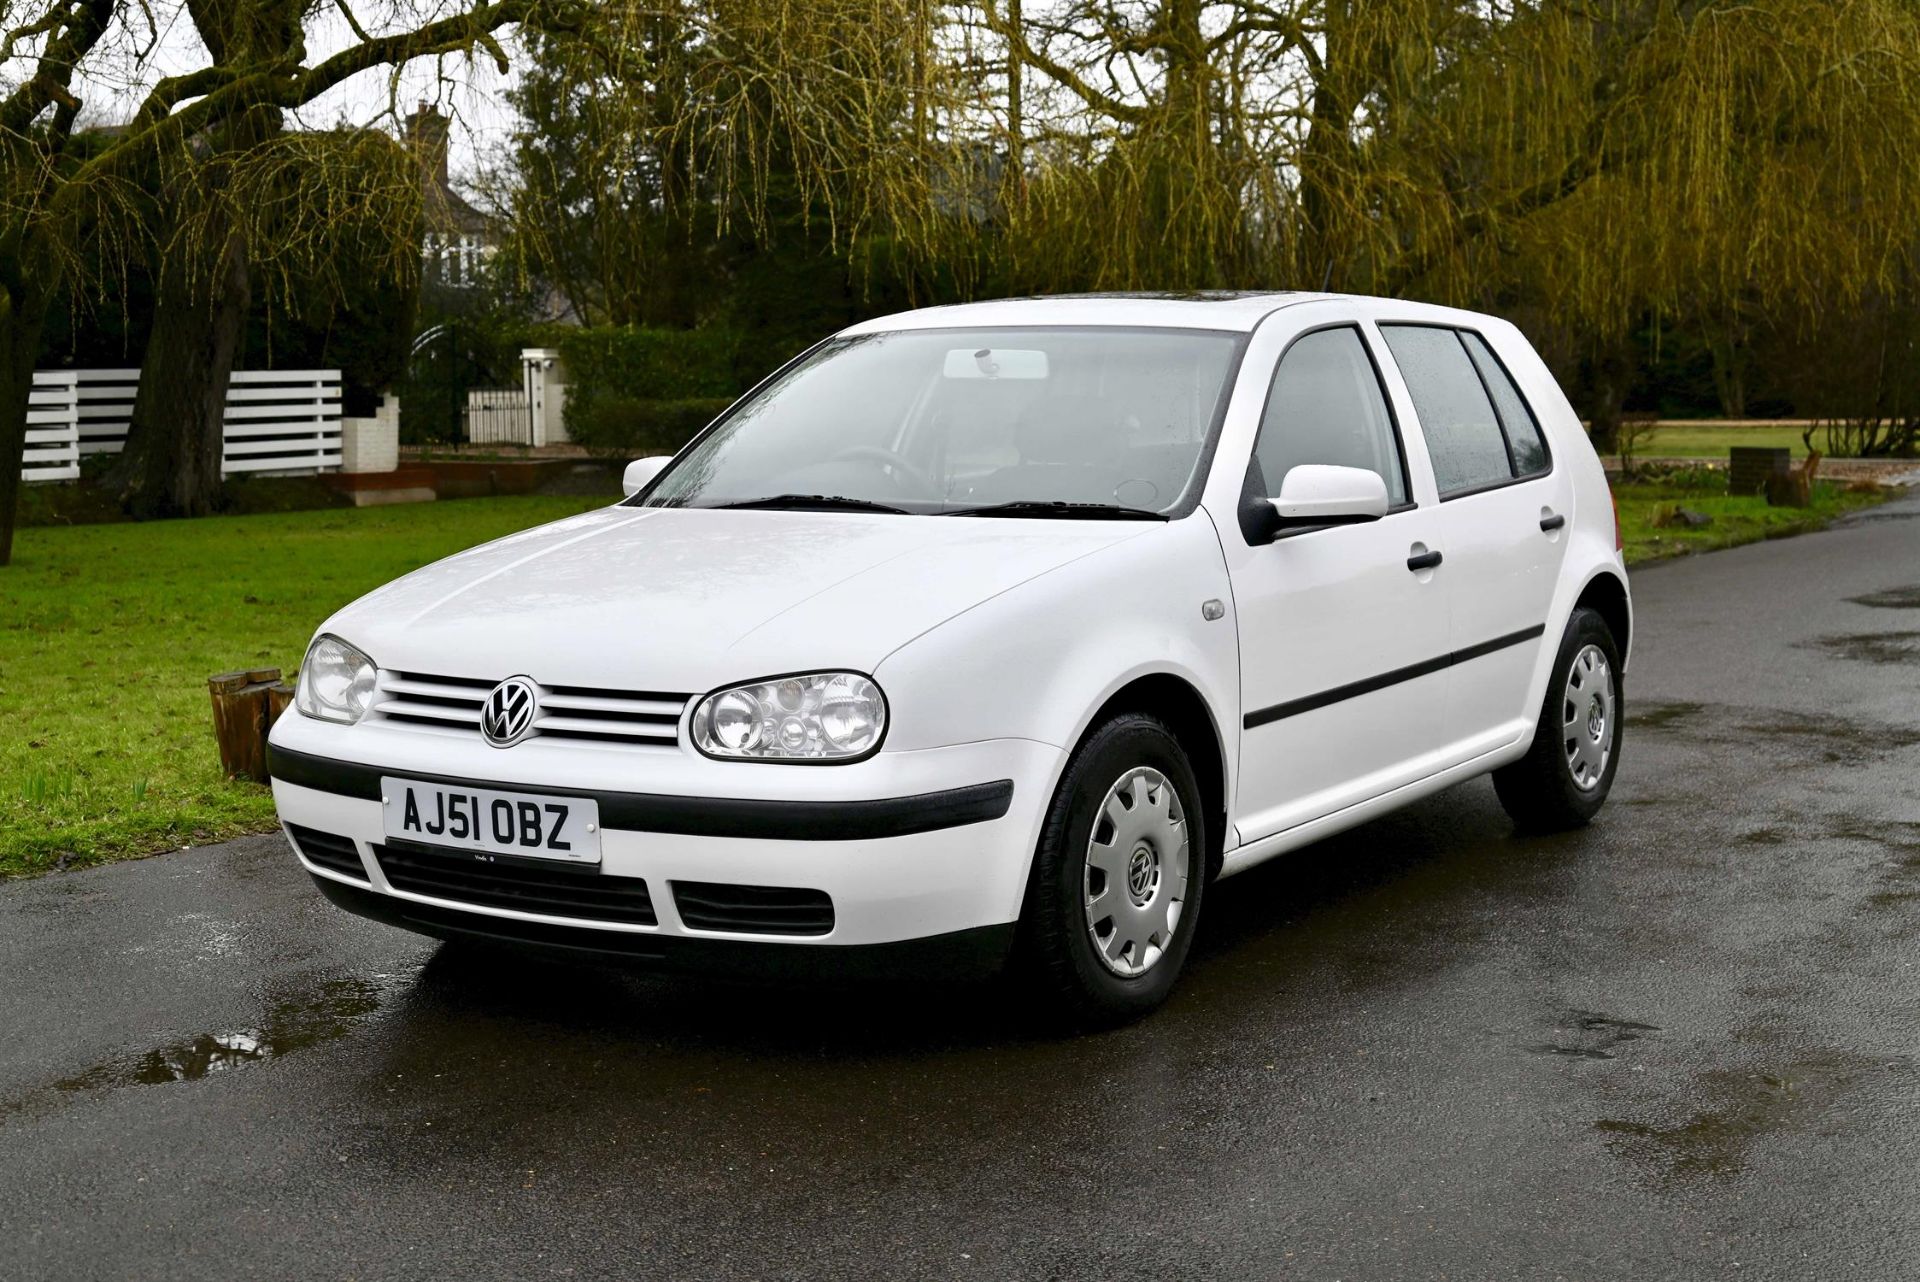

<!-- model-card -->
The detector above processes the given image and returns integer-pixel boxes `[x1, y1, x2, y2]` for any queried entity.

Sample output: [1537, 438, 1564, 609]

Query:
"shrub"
[565, 396, 735, 457]
[551, 325, 749, 451]
[556, 325, 742, 399]
[1806, 417, 1920, 459]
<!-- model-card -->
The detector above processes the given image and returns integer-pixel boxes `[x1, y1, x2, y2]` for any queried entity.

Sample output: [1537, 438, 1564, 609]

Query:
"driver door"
[1220, 323, 1453, 843]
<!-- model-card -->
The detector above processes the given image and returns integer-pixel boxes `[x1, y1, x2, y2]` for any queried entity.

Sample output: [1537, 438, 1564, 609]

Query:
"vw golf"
[269, 292, 1630, 1022]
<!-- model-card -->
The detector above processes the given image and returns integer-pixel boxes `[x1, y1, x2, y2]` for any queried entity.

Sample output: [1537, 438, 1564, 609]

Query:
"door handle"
[1539, 512, 1566, 532]
[1406, 548, 1443, 572]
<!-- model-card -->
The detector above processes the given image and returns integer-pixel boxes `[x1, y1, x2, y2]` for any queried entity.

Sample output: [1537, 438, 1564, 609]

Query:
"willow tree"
[0, 0, 592, 561]
[950, 0, 1486, 292]
[1367, 1, 1920, 445]
[499, 0, 951, 324]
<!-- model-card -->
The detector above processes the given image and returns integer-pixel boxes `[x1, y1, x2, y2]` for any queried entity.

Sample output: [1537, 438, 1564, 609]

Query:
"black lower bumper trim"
[268, 744, 1014, 841]
[308, 874, 1015, 981]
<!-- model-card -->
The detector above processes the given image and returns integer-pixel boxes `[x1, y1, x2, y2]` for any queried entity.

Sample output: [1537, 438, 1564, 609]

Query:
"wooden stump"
[267, 680, 296, 726]
[208, 668, 283, 782]
[1763, 450, 1823, 509]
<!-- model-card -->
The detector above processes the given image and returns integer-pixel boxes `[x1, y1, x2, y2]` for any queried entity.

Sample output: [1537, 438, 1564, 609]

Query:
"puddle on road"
[1737, 711, 1920, 766]
[1847, 585, 1920, 610]
[1799, 631, 1920, 666]
[1593, 1049, 1906, 1184]
[1629, 700, 1704, 731]
[1820, 822, 1920, 916]
[48, 976, 390, 1095]
[1526, 1010, 1661, 1061]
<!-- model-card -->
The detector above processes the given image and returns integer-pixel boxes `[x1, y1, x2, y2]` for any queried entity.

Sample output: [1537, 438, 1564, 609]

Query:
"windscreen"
[634, 327, 1243, 516]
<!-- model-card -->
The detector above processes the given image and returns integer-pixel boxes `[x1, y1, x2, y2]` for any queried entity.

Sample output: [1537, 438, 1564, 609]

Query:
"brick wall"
[340, 396, 399, 474]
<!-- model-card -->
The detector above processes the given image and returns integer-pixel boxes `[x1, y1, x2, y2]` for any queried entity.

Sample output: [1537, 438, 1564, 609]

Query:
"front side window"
[635, 327, 1243, 516]
[1251, 326, 1408, 506]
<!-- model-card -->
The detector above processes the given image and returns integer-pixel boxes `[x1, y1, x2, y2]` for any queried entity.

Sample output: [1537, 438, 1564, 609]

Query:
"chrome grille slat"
[383, 676, 492, 701]
[372, 670, 689, 749]
[373, 701, 481, 725]
[532, 713, 677, 739]
[539, 692, 684, 717]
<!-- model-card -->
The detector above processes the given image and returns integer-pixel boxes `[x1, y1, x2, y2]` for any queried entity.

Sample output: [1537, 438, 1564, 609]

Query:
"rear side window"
[1379, 325, 1513, 495]
[1460, 331, 1549, 476]
[1253, 326, 1408, 506]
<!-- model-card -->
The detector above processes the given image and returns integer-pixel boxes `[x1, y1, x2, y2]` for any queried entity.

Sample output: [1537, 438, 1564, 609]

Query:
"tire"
[1012, 712, 1208, 1026]
[1493, 607, 1624, 830]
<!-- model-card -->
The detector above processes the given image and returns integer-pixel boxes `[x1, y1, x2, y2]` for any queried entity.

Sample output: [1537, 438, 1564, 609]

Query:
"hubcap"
[1562, 644, 1616, 791]
[1084, 767, 1189, 977]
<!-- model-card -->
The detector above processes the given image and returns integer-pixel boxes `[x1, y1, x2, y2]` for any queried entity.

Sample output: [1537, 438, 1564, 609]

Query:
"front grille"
[372, 670, 690, 748]
[287, 824, 368, 882]
[372, 840, 657, 925]
[671, 881, 835, 936]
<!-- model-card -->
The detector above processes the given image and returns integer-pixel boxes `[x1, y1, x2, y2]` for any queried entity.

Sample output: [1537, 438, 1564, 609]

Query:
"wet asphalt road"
[7, 500, 1920, 1281]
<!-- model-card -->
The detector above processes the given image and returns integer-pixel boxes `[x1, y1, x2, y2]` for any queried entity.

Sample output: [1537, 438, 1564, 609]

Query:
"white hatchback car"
[270, 292, 1629, 1021]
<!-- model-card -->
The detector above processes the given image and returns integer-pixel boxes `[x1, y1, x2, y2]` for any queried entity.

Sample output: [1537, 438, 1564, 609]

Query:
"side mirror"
[1268, 464, 1389, 529]
[621, 456, 673, 498]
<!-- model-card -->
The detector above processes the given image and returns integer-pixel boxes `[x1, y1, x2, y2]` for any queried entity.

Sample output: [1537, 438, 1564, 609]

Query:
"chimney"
[407, 100, 452, 188]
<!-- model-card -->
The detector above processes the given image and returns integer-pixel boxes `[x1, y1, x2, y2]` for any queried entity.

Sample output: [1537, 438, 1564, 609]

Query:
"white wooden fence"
[20, 368, 342, 483]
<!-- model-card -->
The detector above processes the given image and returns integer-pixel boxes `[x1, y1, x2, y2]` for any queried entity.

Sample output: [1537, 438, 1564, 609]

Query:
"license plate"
[381, 777, 601, 865]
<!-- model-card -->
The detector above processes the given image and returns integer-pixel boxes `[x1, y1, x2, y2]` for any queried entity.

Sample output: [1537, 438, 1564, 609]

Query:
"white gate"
[460, 349, 569, 447]
[18, 368, 342, 482]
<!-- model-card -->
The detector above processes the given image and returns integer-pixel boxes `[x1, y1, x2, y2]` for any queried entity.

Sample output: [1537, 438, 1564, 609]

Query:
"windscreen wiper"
[941, 500, 1168, 521]
[703, 494, 911, 514]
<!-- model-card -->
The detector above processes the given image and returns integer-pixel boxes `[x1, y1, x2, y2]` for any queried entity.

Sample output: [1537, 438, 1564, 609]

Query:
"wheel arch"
[1079, 672, 1230, 882]
[1573, 569, 1632, 668]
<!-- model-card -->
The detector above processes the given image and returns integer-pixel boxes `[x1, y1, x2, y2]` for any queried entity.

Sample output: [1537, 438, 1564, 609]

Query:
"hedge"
[549, 325, 748, 455]
[564, 396, 736, 457]
[555, 325, 742, 399]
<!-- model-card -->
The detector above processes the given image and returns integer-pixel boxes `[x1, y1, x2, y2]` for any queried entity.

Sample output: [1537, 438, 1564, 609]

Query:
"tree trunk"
[1708, 327, 1748, 419]
[1005, 0, 1023, 199]
[1586, 340, 1633, 457]
[1296, 0, 1373, 291]
[107, 226, 251, 519]
[0, 285, 49, 567]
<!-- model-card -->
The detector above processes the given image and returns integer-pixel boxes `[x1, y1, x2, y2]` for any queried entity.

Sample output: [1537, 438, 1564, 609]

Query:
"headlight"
[295, 635, 378, 725]
[692, 672, 887, 761]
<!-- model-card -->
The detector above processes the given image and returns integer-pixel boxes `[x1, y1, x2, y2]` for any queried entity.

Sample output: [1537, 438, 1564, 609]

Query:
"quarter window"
[1379, 325, 1514, 495]
[1460, 331, 1550, 476]
[1253, 327, 1407, 506]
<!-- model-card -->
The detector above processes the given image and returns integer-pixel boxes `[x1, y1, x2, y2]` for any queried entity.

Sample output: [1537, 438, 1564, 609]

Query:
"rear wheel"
[1493, 607, 1623, 830]
[1013, 712, 1207, 1025]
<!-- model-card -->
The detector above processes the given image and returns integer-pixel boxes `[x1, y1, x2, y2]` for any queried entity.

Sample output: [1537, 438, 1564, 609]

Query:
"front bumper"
[305, 874, 1019, 980]
[266, 716, 1062, 958]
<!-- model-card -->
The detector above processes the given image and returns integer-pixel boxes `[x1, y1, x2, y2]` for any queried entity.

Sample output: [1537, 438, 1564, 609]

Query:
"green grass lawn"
[1612, 472, 1886, 563]
[0, 477, 1896, 877]
[0, 496, 606, 877]
[1630, 423, 1814, 459]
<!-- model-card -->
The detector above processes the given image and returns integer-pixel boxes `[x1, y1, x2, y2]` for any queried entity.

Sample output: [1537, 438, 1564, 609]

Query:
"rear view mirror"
[942, 348, 1049, 380]
[622, 456, 672, 497]
[1268, 464, 1389, 529]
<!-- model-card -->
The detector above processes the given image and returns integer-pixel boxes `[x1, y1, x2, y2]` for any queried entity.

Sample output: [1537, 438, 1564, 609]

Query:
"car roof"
[840, 291, 1338, 335]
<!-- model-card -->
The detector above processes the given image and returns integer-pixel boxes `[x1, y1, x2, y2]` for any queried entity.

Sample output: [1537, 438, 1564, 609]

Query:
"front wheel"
[1012, 712, 1207, 1026]
[1493, 607, 1623, 830]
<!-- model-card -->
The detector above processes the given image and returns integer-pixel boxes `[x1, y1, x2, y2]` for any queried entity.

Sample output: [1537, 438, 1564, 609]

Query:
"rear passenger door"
[1377, 324, 1573, 752]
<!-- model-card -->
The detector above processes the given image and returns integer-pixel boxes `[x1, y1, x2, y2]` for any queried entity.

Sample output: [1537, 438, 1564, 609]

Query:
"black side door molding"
[1244, 624, 1547, 729]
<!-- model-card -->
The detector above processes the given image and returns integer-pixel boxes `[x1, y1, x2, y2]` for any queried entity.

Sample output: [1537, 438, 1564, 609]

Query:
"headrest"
[1015, 393, 1123, 464]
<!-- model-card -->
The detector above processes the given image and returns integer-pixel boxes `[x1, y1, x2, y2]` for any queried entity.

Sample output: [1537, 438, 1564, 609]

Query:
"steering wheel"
[829, 445, 938, 496]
